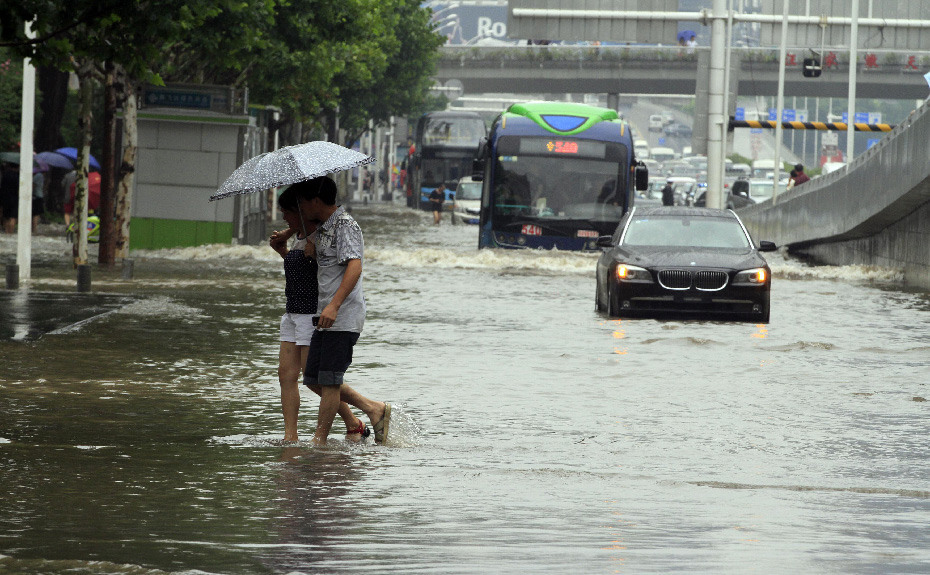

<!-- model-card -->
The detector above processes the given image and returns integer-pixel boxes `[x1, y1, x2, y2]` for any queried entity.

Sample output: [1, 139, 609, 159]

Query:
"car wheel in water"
[607, 283, 622, 317]
[759, 304, 770, 324]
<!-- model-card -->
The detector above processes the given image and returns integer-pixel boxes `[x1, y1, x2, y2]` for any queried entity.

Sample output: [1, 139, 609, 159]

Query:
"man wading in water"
[293, 176, 391, 445]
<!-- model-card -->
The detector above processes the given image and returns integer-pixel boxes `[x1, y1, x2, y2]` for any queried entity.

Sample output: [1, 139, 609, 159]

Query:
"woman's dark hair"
[290, 176, 338, 205]
[277, 185, 299, 212]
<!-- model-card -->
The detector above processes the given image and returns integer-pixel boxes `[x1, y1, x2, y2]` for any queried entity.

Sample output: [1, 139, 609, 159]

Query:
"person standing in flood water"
[293, 176, 392, 446]
[270, 186, 369, 444]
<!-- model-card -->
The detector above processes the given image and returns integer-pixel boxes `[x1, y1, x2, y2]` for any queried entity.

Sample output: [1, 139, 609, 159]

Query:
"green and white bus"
[474, 102, 647, 250]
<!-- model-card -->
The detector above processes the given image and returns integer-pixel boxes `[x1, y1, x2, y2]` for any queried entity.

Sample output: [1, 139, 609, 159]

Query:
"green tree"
[0, 49, 23, 151]
[335, 0, 444, 144]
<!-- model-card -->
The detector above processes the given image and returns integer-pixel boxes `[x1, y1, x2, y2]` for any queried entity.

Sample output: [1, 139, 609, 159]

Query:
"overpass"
[435, 45, 930, 99]
[436, 44, 930, 290]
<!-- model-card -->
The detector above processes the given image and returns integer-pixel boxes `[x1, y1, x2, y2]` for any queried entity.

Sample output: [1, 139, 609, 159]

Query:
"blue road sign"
[735, 107, 745, 121]
[769, 108, 796, 121]
[658, 137, 666, 145]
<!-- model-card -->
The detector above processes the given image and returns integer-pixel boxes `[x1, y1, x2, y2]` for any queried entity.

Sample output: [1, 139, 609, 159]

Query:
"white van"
[634, 139, 649, 159]
[648, 114, 664, 132]
[650, 146, 676, 164]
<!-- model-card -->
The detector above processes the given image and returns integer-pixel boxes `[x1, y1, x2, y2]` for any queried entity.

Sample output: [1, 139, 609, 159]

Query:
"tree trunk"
[98, 61, 118, 268]
[73, 62, 95, 267]
[114, 76, 137, 260]
[36, 67, 70, 214]
[35, 67, 69, 152]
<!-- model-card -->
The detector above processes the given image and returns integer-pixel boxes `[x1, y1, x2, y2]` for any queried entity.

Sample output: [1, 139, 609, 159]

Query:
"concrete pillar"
[6, 264, 19, 290]
[607, 93, 619, 112]
[77, 264, 92, 292]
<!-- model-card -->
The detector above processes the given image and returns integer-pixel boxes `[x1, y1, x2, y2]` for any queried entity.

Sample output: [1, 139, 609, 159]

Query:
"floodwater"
[1, 203, 929, 574]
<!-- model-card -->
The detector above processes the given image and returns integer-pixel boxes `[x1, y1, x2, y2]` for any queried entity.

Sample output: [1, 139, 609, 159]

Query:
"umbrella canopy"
[66, 171, 101, 211]
[677, 30, 696, 42]
[36, 151, 78, 170]
[0, 151, 50, 173]
[54, 147, 102, 171]
[210, 141, 375, 201]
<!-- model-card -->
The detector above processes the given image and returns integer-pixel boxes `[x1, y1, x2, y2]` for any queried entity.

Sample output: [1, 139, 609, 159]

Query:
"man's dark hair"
[795, 163, 804, 172]
[291, 176, 338, 205]
[277, 185, 299, 212]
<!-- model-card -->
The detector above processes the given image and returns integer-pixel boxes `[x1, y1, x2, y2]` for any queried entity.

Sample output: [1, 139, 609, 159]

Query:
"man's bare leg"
[308, 382, 386, 429]
[312, 385, 342, 445]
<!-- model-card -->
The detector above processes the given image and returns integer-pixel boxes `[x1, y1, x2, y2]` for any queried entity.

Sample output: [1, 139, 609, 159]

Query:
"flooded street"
[1, 202, 929, 574]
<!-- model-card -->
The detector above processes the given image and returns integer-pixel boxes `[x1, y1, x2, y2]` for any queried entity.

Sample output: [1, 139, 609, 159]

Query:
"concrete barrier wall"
[739, 99, 930, 290]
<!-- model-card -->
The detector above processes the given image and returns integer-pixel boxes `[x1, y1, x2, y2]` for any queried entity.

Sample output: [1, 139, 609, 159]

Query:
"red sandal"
[346, 419, 371, 440]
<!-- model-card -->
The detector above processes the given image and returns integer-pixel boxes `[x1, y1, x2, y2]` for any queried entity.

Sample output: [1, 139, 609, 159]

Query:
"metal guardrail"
[729, 120, 895, 131]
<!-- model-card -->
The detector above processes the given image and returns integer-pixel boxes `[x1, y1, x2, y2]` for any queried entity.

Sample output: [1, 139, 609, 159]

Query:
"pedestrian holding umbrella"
[213, 140, 393, 446]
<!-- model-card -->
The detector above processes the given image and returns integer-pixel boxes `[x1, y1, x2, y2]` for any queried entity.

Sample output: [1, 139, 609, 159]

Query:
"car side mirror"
[634, 163, 649, 191]
[472, 137, 488, 182]
[596, 235, 614, 248]
[758, 240, 777, 252]
[472, 158, 485, 182]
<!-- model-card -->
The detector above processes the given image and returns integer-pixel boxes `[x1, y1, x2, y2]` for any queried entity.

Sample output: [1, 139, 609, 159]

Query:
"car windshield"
[622, 215, 751, 249]
[455, 181, 482, 200]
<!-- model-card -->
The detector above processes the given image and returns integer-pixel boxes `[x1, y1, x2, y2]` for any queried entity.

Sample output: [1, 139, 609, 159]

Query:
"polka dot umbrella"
[210, 141, 376, 201]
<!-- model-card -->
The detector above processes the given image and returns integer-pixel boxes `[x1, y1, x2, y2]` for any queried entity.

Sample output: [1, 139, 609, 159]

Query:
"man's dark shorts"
[303, 330, 360, 387]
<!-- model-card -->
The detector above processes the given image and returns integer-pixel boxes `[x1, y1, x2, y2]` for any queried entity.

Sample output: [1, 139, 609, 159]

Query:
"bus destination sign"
[519, 138, 606, 158]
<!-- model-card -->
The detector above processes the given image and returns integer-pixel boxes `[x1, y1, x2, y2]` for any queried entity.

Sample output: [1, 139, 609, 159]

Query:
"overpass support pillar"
[705, 0, 727, 210]
[607, 93, 619, 112]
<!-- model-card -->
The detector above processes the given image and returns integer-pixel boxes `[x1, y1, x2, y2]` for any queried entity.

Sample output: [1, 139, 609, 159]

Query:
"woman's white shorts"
[279, 313, 318, 346]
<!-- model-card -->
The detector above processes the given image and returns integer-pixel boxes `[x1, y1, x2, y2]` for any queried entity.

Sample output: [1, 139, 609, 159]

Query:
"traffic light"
[803, 58, 822, 78]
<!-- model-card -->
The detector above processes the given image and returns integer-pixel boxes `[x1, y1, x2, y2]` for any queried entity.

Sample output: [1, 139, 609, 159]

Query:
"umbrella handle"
[298, 209, 308, 238]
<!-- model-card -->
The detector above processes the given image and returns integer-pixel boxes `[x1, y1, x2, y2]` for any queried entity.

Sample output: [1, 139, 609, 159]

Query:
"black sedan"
[595, 206, 777, 322]
[663, 123, 692, 138]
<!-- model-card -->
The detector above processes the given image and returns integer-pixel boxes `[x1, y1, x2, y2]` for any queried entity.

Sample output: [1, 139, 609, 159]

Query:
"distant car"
[663, 123, 692, 138]
[648, 114, 664, 132]
[748, 178, 787, 203]
[637, 177, 666, 206]
[595, 206, 777, 322]
[693, 179, 756, 210]
[450, 176, 482, 225]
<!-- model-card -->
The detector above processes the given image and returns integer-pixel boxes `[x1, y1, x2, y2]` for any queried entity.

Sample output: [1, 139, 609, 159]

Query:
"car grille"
[657, 269, 729, 291]
[694, 270, 728, 291]
[658, 269, 692, 289]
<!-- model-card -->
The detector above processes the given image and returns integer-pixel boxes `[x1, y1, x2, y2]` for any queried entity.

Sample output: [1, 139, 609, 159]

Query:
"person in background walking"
[270, 185, 369, 444]
[793, 163, 810, 186]
[429, 183, 446, 225]
[661, 179, 675, 206]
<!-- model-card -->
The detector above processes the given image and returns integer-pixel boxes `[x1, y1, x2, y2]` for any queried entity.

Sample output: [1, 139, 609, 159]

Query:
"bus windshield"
[423, 117, 486, 148]
[491, 136, 628, 222]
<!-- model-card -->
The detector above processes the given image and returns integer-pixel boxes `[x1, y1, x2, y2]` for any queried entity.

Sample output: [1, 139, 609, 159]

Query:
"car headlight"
[615, 263, 652, 282]
[733, 267, 768, 285]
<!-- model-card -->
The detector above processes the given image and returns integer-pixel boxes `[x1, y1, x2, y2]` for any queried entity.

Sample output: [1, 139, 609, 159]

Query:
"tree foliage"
[0, 49, 23, 150]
